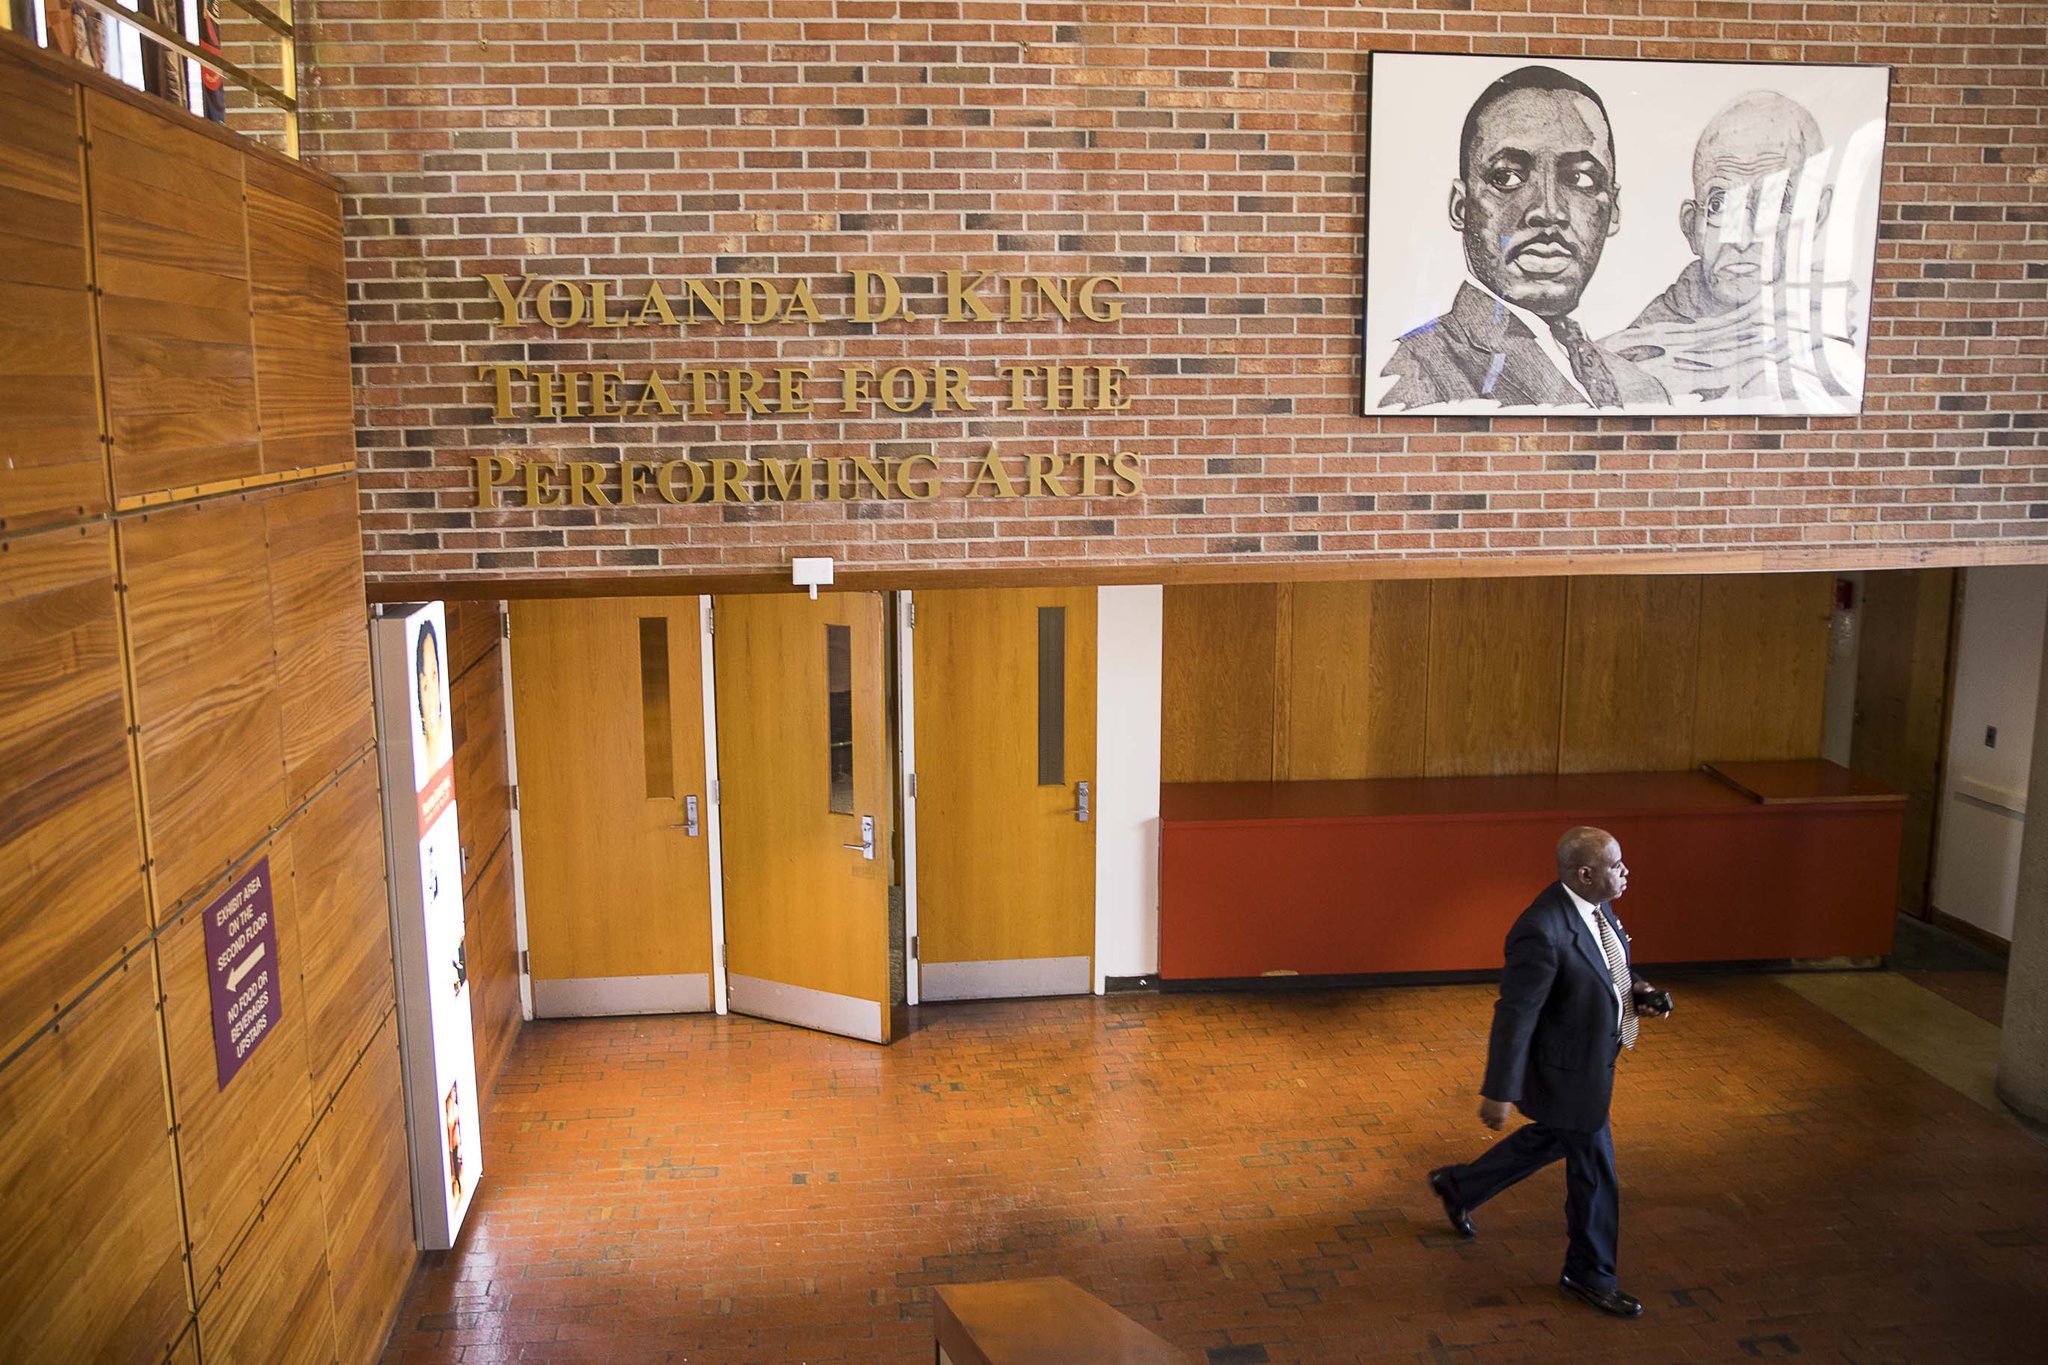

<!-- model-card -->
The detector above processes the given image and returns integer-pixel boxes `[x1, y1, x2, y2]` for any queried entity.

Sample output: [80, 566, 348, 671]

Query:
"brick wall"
[300, 1, 2048, 588]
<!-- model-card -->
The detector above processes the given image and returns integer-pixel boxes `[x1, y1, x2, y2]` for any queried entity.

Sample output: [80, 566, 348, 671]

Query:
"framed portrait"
[1362, 52, 1891, 417]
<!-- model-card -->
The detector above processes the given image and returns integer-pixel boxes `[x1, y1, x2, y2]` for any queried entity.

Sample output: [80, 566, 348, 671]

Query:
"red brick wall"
[300, 1, 2048, 588]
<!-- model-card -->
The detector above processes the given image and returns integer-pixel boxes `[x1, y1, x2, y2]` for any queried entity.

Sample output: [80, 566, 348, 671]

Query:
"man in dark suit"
[1426, 826, 1673, 1317]
[1377, 66, 1667, 410]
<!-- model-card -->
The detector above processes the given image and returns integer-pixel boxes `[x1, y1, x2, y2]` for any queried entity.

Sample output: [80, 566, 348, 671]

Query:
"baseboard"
[1928, 908, 2011, 959]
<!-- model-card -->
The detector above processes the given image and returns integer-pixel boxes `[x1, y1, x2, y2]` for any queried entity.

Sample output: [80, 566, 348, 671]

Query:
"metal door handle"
[1063, 780, 1091, 822]
[841, 813, 876, 860]
[665, 794, 701, 837]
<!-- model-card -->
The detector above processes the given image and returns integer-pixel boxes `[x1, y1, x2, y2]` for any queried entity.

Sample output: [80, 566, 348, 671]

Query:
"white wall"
[1930, 566, 2048, 944]
[1094, 585, 1163, 988]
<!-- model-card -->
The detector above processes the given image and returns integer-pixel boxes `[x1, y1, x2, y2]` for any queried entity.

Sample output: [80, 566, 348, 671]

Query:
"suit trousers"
[1442, 1120, 1619, 1291]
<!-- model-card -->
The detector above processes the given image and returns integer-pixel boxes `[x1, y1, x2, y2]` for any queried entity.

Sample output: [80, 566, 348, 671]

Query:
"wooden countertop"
[1161, 762, 1901, 825]
[933, 1277, 1191, 1365]
[1703, 759, 1907, 805]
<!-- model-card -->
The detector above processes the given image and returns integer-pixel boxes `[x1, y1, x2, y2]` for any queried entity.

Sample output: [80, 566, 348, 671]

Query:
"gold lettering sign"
[469, 269, 1138, 504]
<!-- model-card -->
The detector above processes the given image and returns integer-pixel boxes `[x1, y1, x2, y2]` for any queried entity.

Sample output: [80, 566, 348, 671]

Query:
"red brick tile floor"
[379, 976, 2048, 1365]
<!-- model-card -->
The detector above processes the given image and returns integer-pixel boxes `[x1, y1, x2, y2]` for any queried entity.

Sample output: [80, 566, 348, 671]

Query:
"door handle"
[668, 794, 701, 836]
[1064, 780, 1091, 822]
[841, 813, 876, 860]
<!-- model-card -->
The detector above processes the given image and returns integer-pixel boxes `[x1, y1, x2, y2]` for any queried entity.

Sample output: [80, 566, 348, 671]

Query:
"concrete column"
[1996, 598, 2048, 1124]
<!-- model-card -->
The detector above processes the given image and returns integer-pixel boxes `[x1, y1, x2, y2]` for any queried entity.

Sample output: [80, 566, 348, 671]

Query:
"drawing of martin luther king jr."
[1603, 90, 1863, 405]
[1378, 65, 1667, 411]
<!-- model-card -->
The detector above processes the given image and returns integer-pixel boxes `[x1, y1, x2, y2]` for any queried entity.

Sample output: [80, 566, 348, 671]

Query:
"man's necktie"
[1549, 316, 1622, 407]
[1593, 912, 1639, 1050]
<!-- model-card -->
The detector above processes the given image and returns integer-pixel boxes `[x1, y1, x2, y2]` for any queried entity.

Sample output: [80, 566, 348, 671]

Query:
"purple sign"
[202, 857, 282, 1090]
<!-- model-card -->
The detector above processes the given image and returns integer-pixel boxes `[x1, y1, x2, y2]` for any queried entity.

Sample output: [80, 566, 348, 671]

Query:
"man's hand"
[1478, 1098, 1513, 1131]
[1633, 981, 1674, 1018]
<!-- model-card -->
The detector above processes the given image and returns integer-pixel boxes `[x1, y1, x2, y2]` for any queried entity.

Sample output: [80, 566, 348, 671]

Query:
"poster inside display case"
[370, 601, 483, 1250]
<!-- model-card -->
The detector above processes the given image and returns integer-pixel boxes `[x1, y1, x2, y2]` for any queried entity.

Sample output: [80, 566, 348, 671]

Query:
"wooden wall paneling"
[1559, 576, 1703, 773]
[0, 962, 189, 1363]
[1284, 580, 1430, 780]
[313, 1012, 414, 1365]
[118, 495, 287, 917]
[244, 156, 353, 476]
[265, 476, 374, 805]
[447, 599, 502, 682]
[1160, 583, 1279, 783]
[194, 1145, 337, 1365]
[1692, 572, 1832, 763]
[0, 524, 149, 1059]
[451, 628, 511, 895]
[168, 1320, 199, 1364]
[0, 54, 103, 536]
[1851, 569, 1958, 916]
[1424, 577, 1568, 777]
[156, 840, 315, 1297]
[465, 839, 523, 1096]
[84, 92, 260, 503]
[290, 759, 395, 1111]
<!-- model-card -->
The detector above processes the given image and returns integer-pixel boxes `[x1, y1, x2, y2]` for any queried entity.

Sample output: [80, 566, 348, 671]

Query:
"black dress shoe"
[1559, 1275, 1644, 1318]
[1427, 1167, 1474, 1238]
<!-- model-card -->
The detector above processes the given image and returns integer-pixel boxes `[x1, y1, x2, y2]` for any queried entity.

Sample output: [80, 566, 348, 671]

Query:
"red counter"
[1158, 761, 1903, 981]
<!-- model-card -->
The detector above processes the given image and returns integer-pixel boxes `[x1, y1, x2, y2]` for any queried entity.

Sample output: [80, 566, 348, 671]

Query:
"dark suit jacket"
[1480, 882, 1633, 1132]
[1378, 282, 1668, 410]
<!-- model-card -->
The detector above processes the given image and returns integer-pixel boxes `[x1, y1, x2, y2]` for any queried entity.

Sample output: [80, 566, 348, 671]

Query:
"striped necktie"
[1593, 911, 1639, 1050]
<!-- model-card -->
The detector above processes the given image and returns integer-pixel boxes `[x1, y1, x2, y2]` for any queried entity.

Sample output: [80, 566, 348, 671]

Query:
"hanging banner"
[370, 602, 483, 1251]
[202, 857, 280, 1090]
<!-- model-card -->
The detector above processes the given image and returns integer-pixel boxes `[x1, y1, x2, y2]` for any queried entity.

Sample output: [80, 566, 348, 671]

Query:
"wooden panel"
[195, 1145, 337, 1365]
[0, 54, 103, 535]
[1283, 580, 1429, 780]
[1851, 569, 1957, 915]
[451, 630, 511, 895]
[1424, 577, 1566, 777]
[465, 839, 523, 1095]
[314, 1012, 415, 1365]
[86, 92, 260, 501]
[0, 525, 148, 1058]
[0, 962, 189, 1363]
[120, 496, 287, 917]
[1559, 575, 1702, 773]
[158, 842, 314, 1291]
[245, 158, 353, 475]
[513, 597, 715, 985]
[266, 477, 375, 804]
[1693, 572, 1832, 763]
[1160, 583, 1278, 783]
[914, 587, 1097, 968]
[447, 599, 502, 681]
[291, 760, 394, 1110]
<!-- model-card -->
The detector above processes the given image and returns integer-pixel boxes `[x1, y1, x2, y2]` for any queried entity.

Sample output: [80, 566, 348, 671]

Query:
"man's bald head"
[1556, 825, 1628, 902]
[1683, 91, 1832, 310]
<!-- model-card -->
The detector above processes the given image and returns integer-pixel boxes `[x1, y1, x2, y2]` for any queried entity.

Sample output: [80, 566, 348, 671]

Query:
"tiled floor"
[380, 976, 2048, 1364]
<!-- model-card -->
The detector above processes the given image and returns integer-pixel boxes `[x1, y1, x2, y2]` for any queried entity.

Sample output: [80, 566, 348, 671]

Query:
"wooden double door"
[509, 588, 1096, 1044]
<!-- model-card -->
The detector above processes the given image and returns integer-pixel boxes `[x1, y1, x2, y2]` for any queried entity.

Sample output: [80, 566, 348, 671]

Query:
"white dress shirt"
[1562, 883, 1626, 1029]
[1465, 274, 1594, 403]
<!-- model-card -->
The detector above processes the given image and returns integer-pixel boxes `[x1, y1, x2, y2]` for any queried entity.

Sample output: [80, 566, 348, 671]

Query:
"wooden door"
[1851, 569, 1957, 918]
[914, 588, 1096, 1000]
[509, 598, 716, 1015]
[715, 592, 898, 1042]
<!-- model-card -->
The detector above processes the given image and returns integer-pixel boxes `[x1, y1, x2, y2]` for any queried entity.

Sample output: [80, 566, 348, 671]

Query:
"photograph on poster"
[1362, 53, 1889, 417]
[410, 616, 455, 790]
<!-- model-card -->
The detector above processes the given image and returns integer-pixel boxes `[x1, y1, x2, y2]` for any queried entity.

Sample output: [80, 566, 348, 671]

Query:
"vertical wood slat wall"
[447, 601, 523, 1094]
[1162, 574, 1837, 784]
[0, 43, 411, 1365]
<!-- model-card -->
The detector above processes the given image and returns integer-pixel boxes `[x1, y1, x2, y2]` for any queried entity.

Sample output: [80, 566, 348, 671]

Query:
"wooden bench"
[932, 1277, 1193, 1365]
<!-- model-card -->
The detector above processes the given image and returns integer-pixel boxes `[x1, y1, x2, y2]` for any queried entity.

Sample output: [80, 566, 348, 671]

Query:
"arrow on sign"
[227, 943, 267, 993]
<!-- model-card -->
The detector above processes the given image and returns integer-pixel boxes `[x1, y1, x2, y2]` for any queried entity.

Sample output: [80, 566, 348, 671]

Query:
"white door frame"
[500, 601, 535, 1021]
[896, 590, 921, 1006]
[700, 594, 730, 1014]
